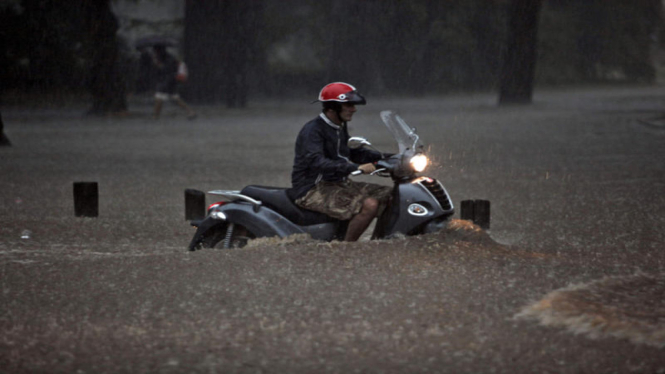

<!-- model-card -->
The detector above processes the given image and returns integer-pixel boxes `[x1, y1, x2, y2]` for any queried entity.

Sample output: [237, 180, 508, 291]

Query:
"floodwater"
[1, 85, 664, 373]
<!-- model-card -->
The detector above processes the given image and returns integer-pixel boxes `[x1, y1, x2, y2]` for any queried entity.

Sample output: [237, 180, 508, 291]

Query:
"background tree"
[538, 0, 663, 84]
[0, 0, 126, 114]
[325, 1, 385, 92]
[498, 0, 543, 104]
[183, 0, 264, 107]
[79, 0, 127, 115]
[0, 0, 662, 108]
[0, 1, 86, 96]
[183, 1, 224, 104]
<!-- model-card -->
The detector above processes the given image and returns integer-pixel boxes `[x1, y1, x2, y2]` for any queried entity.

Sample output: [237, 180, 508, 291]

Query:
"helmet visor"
[340, 90, 366, 105]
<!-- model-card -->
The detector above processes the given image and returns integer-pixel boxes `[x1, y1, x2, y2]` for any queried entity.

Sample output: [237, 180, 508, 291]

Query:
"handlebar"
[350, 168, 388, 176]
[375, 159, 393, 170]
[350, 159, 395, 177]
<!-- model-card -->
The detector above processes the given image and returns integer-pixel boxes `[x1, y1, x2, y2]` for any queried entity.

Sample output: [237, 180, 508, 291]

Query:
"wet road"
[1, 85, 664, 373]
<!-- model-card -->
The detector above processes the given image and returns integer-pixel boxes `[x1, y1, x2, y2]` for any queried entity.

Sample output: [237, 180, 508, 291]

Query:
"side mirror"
[348, 137, 372, 149]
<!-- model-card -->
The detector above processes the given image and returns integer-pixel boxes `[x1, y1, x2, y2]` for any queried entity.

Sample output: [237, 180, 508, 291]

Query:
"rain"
[1, 1, 665, 373]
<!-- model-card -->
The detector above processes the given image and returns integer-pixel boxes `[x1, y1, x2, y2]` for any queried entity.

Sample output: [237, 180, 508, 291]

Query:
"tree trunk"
[80, 0, 127, 115]
[498, 0, 543, 105]
[183, 1, 224, 104]
[223, 1, 263, 108]
[184, 0, 263, 107]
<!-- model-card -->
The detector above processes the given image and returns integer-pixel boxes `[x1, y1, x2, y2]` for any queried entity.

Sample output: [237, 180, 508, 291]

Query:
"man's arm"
[350, 147, 384, 165]
[300, 125, 359, 176]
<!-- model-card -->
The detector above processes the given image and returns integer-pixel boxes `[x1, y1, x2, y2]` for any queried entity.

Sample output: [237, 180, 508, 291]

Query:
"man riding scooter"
[287, 82, 392, 241]
[188, 84, 455, 250]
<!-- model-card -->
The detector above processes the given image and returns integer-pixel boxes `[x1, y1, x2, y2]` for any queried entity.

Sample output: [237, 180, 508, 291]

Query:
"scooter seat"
[240, 185, 338, 226]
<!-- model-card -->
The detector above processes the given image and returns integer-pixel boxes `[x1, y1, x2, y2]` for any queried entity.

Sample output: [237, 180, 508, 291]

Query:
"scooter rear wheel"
[206, 223, 256, 249]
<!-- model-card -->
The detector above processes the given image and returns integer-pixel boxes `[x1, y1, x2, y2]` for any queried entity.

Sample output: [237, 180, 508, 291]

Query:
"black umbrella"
[135, 35, 177, 49]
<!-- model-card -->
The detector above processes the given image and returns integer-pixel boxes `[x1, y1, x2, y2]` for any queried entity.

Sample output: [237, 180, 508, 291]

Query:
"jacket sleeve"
[301, 125, 358, 176]
[350, 148, 384, 164]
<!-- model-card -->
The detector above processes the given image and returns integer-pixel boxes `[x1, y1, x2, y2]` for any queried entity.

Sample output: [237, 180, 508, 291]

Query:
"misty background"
[1, 0, 663, 114]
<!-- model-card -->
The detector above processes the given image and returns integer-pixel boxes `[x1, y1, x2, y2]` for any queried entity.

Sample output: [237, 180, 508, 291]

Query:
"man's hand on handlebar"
[358, 163, 376, 174]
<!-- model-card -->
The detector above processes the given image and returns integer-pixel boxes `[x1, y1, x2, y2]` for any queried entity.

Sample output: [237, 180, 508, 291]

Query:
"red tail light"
[207, 201, 226, 211]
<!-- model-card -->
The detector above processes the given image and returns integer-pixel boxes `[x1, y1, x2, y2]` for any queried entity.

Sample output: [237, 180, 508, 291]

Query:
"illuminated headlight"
[410, 154, 429, 172]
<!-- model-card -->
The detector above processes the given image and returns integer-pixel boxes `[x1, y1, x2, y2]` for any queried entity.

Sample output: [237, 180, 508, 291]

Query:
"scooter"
[188, 111, 454, 250]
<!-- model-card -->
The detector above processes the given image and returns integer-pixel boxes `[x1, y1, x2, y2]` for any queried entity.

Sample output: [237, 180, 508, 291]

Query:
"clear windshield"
[380, 110, 424, 157]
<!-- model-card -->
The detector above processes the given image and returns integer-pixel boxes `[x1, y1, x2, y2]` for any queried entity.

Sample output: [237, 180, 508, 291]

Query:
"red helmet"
[317, 82, 366, 105]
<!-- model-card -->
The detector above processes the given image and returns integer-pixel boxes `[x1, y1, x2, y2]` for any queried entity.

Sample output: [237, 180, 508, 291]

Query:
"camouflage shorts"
[295, 180, 392, 221]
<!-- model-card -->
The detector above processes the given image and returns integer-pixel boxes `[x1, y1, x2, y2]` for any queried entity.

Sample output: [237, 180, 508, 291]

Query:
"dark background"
[1, 0, 663, 112]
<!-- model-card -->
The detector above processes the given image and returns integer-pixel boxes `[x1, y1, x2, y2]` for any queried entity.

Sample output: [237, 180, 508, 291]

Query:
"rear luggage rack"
[208, 190, 262, 206]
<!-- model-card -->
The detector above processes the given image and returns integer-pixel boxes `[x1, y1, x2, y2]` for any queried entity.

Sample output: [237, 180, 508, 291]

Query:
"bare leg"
[153, 98, 164, 119]
[175, 98, 197, 118]
[344, 198, 379, 241]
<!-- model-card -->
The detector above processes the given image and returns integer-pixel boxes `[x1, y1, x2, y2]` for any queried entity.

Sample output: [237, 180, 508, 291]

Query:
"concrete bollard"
[73, 182, 99, 217]
[474, 200, 490, 230]
[460, 199, 490, 229]
[185, 189, 206, 221]
[460, 200, 475, 222]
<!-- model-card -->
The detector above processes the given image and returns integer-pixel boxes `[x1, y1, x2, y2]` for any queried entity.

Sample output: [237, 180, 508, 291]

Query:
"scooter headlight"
[410, 154, 429, 172]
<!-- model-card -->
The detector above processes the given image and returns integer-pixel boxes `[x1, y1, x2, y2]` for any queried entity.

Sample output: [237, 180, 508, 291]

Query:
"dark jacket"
[154, 52, 179, 94]
[287, 114, 383, 200]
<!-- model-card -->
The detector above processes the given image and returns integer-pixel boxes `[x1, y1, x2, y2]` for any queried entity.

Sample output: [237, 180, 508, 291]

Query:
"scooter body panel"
[375, 177, 454, 238]
[190, 201, 344, 250]
[220, 202, 305, 238]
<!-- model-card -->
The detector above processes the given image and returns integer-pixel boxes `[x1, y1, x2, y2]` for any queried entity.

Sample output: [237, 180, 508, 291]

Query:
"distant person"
[135, 49, 156, 94]
[151, 45, 196, 120]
